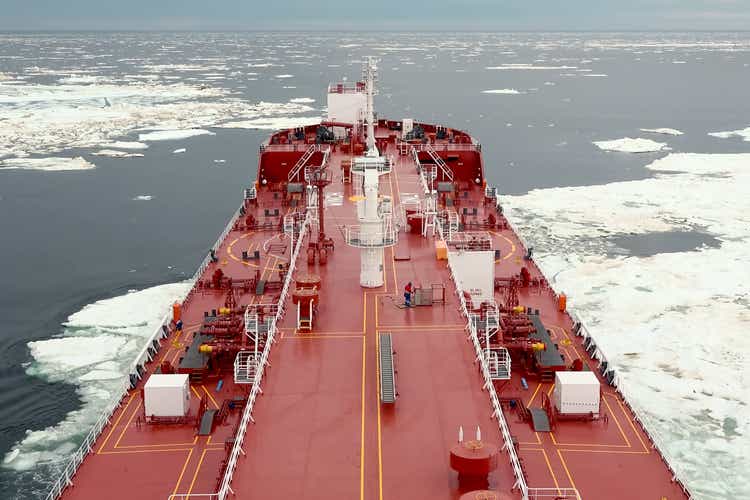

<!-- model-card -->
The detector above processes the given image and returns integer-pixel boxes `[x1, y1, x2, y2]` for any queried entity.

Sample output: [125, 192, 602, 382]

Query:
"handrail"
[436, 222, 533, 499]
[502, 204, 692, 498]
[44, 202, 245, 500]
[213, 212, 309, 500]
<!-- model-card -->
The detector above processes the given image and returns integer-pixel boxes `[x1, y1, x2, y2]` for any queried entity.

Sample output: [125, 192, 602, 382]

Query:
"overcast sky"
[1, 0, 749, 31]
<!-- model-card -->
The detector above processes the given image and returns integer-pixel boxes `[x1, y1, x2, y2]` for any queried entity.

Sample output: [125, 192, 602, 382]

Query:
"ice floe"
[0, 157, 95, 172]
[138, 129, 214, 142]
[290, 97, 315, 103]
[486, 64, 577, 70]
[481, 89, 522, 95]
[593, 137, 669, 153]
[274, 74, 294, 79]
[101, 141, 149, 150]
[502, 153, 750, 498]
[216, 116, 321, 130]
[92, 149, 144, 158]
[641, 128, 684, 136]
[132, 195, 153, 201]
[3, 282, 192, 470]
[0, 79, 315, 160]
[172, 148, 187, 154]
[708, 126, 750, 142]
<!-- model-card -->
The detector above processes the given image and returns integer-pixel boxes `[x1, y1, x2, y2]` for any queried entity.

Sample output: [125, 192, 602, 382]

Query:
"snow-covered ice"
[0, 157, 95, 171]
[92, 149, 144, 158]
[101, 141, 149, 150]
[132, 195, 153, 201]
[593, 137, 669, 153]
[172, 148, 187, 154]
[708, 126, 750, 142]
[290, 97, 315, 103]
[641, 128, 684, 136]
[502, 153, 750, 499]
[216, 116, 321, 130]
[482, 89, 522, 95]
[139, 129, 214, 142]
[3, 283, 191, 470]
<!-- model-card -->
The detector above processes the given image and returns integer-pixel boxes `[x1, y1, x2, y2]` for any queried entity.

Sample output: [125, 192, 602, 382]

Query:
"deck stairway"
[379, 333, 396, 404]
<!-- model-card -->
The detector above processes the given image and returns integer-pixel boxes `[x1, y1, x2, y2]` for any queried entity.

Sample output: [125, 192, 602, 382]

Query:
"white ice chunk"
[92, 149, 143, 158]
[139, 129, 214, 142]
[0, 157, 95, 171]
[640, 128, 684, 136]
[481, 89, 522, 95]
[216, 116, 321, 130]
[3, 282, 191, 470]
[708, 126, 750, 142]
[593, 137, 669, 153]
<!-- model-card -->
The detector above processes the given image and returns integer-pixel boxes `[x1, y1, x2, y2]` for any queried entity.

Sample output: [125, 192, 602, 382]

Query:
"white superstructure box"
[144, 374, 190, 417]
[553, 371, 600, 415]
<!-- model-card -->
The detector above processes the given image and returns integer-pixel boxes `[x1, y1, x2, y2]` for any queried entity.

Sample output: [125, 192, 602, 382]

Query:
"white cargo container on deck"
[553, 371, 600, 414]
[144, 373, 190, 417]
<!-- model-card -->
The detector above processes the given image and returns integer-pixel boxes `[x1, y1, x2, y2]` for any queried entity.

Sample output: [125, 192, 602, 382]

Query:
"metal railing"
[44, 202, 246, 500]
[438, 220, 580, 500]
[502, 203, 692, 498]
[527, 488, 581, 499]
[259, 143, 311, 153]
[343, 225, 397, 248]
[406, 141, 481, 153]
[211, 212, 310, 500]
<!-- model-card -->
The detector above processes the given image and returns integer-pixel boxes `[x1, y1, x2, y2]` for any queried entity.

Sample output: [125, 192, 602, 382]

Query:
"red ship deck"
[55, 121, 691, 500]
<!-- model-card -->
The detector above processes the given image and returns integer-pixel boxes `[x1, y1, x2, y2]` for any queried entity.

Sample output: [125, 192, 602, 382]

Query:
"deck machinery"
[45, 58, 692, 500]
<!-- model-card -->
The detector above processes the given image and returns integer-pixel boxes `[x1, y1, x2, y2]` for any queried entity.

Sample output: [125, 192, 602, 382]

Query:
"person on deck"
[404, 282, 413, 307]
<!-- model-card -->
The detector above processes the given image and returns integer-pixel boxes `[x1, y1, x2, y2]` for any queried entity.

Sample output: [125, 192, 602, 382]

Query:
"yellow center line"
[375, 312, 384, 500]
[528, 382, 543, 407]
[541, 448, 561, 493]
[186, 448, 209, 498]
[360, 333, 366, 500]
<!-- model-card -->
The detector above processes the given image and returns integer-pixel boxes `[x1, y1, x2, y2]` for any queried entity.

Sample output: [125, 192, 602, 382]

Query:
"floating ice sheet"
[3, 282, 191, 471]
[593, 137, 669, 153]
[640, 128, 684, 136]
[502, 152, 750, 499]
[0, 157, 95, 172]
[481, 89, 522, 95]
[708, 126, 750, 142]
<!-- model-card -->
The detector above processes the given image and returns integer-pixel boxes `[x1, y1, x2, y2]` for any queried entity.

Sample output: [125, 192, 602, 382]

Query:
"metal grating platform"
[529, 408, 551, 432]
[379, 333, 396, 404]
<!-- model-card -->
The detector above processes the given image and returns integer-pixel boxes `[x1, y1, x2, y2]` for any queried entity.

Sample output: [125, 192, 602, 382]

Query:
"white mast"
[344, 57, 396, 288]
[364, 56, 379, 157]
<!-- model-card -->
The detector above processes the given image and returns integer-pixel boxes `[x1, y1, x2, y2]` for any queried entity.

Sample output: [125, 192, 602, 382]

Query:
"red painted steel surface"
[57, 122, 690, 500]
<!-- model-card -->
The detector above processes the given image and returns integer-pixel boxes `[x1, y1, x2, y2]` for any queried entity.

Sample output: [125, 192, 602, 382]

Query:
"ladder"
[297, 300, 314, 331]
[379, 333, 396, 403]
[424, 144, 453, 182]
[288, 144, 317, 182]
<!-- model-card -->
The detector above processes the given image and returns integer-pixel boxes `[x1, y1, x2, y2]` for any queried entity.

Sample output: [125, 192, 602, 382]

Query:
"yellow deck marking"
[171, 448, 194, 497]
[375, 319, 384, 500]
[556, 450, 580, 495]
[114, 400, 142, 448]
[226, 232, 260, 267]
[490, 231, 517, 262]
[603, 395, 632, 448]
[186, 448, 209, 497]
[360, 333, 366, 500]
[97, 393, 136, 453]
[541, 448, 562, 492]
[616, 396, 650, 453]
[286, 334, 364, 339]
[116, 436, 199, 449]
[202, 385, 220, 410]
[528, 382, 542, 407]
[99, 447, 196, 455]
